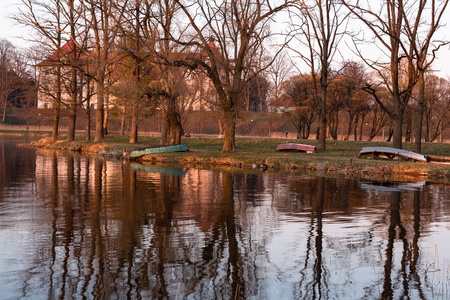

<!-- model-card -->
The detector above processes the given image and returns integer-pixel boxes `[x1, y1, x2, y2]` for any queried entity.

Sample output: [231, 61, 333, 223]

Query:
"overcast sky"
[1, 0, 450, 78]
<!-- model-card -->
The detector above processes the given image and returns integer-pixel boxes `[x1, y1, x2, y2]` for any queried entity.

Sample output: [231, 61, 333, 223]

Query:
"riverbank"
[8, 131, 450, 182]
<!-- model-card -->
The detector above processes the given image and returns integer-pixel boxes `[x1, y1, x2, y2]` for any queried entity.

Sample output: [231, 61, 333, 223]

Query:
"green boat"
[130, 143, 189, 158]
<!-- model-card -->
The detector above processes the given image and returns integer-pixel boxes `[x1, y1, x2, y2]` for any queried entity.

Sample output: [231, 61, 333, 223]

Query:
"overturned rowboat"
[130, 143, 189, 158]
[358, 147, 427, 162]
[276, 143, 317, 153]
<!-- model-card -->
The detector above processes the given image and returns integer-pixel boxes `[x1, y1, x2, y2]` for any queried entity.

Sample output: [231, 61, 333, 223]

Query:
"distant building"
[37, 40, 92, 109]
[36, 40, 220, 112]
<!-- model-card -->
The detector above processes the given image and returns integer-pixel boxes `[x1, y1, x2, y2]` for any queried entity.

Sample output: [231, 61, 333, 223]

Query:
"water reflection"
[1, 138, 450, 299]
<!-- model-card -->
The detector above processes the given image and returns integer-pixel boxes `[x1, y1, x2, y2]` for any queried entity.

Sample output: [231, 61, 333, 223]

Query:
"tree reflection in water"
[298, 176, 328, 299]
[381, 188, 431, 299]
[1, 144, 450, 299]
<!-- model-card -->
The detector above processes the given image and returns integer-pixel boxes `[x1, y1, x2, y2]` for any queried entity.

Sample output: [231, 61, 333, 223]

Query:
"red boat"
[276, 143, 317, 153]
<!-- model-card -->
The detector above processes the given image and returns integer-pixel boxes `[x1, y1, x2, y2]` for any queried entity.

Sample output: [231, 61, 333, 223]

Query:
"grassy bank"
[11, 131, 450, 182]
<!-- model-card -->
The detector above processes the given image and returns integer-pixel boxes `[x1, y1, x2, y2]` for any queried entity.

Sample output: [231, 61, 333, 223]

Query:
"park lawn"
[7, 131, 450, 181]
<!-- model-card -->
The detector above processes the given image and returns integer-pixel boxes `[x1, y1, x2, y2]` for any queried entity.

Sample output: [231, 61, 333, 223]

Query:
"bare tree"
[171, 0, 292, 152]
[128, 0, 142, 144]
[18, 0, 65, 142]
[267, 51, 293, 112]
[151, 0, 186, 145]
[115, 0, 183, 144]
[83, 0, 126, 142]
[422, 75, 450, 142]
[339, 61, 371, 140]
[0, 40, 19, 123]
[403, 0, 449, 153]
[343, 0, 419, 149]
[288, 0, 349, 150]
[65, 0, 82, 141]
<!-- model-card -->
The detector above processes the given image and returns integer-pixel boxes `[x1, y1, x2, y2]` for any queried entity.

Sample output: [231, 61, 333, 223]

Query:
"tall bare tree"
[288, 0, 349, 150]
[403, 0, 449, 153]
[18, 0, 65, 142]
[150, 0, 186, 145]
[171, 0, 292, 152]
[343, 0, 419, 149]
[65, 0, 81, 141]
[83, 0, 126, 142]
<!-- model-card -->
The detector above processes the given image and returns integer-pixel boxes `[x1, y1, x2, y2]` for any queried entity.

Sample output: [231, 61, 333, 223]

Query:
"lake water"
[1, 136, 450, 299]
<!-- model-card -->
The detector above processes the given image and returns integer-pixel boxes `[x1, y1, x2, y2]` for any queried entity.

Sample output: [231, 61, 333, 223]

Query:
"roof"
[37, 40, 85, 67]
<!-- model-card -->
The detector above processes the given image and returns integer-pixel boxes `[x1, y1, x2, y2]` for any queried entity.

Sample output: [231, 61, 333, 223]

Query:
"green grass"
[5, 130, 450, 181]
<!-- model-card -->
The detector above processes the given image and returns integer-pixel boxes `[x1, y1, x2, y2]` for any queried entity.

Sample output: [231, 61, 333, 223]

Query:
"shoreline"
[8, 132, 450, 183]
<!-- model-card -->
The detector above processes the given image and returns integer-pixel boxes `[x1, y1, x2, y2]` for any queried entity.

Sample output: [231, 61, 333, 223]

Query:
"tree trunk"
[67, 1, 77, 142]
[222, 110, 236, 153]
[164, 96, 183, 144]
[304, 123, 311, 139]
[318, 85, 327, 150]
[405, 114, 411, 143]
[359, 116, 365, 141]
[85, 103, 91, 142]
[120, 105, 126, 135]
[425, 117, 430, 143]
[94, 73, 105, 142]
[160, 108, 168, 145]
[129, 99, 138, 144]
[2, 101, 6, 123]
[103, 93, 109, 136]
[218, 118, 224, 136]
[413, 72, 425, 153]
[85, 112, 91, 142]
[51, 66, 62, 143]
[345, 113, 354, 141]
[168, 110, 182, 144]
[392, 116, 403, 149]
[67, 67, 77, 141]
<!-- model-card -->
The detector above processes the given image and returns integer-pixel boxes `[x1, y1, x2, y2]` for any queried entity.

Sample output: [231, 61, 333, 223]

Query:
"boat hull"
[276, 143, 317, 153]
[358, 147, 427, 162]
[130, 144, 189, 158]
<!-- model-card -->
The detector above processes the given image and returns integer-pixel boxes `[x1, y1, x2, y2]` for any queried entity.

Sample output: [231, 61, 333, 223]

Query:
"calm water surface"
[1, 137, 450, 299]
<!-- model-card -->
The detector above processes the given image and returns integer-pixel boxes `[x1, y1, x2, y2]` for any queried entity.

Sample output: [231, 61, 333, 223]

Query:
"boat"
[276, 143, 317, 153]
[130, 143, 189, 158]
[358, 147, 427, 162]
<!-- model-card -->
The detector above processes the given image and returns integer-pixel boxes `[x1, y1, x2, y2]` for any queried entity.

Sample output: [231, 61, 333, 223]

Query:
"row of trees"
[280, 62, 450, 144]
[11, 0, 450, 153]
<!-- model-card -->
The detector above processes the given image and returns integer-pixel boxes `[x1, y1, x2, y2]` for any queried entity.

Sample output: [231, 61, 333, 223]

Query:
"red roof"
[38, 40, 84, 67]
